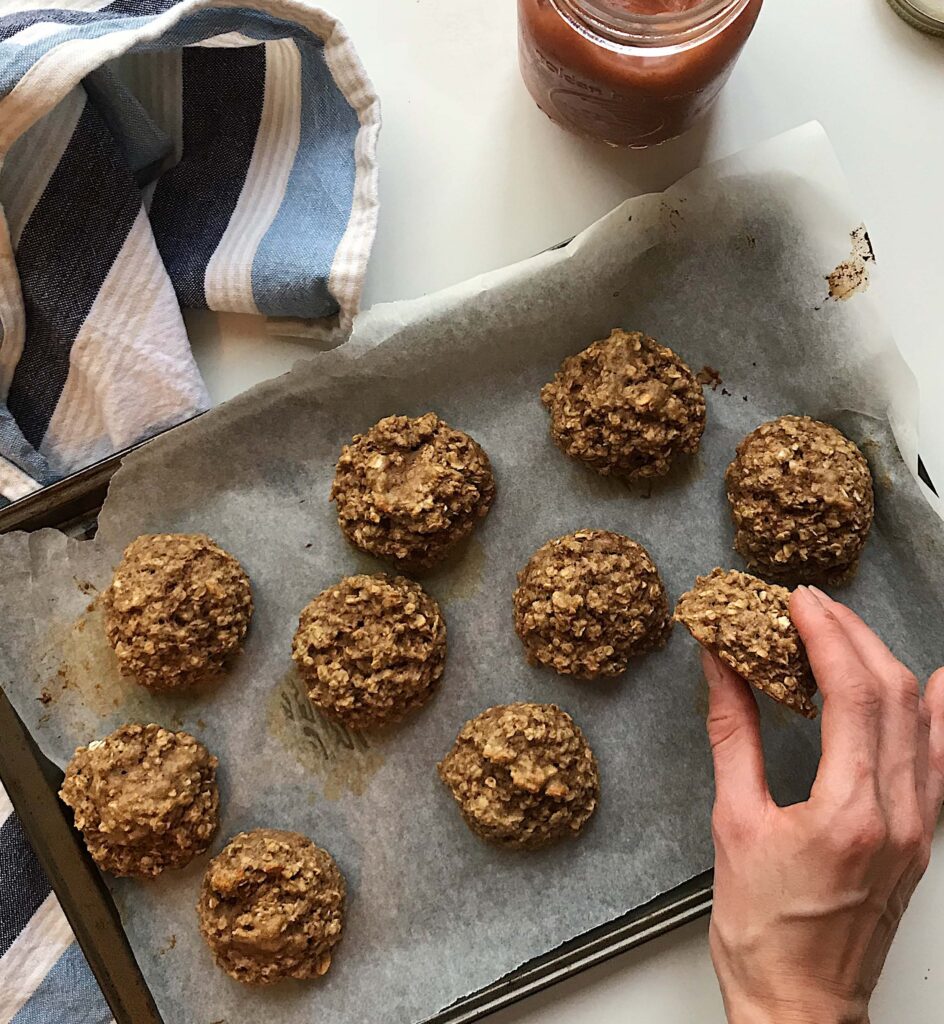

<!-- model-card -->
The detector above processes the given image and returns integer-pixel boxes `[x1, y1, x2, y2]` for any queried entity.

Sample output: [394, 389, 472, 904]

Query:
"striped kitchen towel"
[0, 0, 380, 507]
[0, 783, 112, 1024]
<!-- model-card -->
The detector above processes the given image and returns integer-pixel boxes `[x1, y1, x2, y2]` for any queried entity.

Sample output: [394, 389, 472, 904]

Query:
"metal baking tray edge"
[0, 448, 714, 1024]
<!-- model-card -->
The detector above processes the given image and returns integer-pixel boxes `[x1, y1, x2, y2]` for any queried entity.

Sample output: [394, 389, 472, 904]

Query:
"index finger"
[808, 588, 923, 825]
[790, 586, 881, 800]
[806, 587, 914, 690]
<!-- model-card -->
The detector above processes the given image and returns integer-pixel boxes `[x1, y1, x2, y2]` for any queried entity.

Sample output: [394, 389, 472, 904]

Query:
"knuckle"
[813, 610, 848, 648]
[711, 802, 753, 846]
[818, 605, 841, 628]
[707, 918, 734, 963]
[822, 608, 852, 641]
[841, 811, 888, 857]
[900, 668, 920, 695]
[843, 756, 874, 786]
[710, 803, 731, 838]
[851, 823, 888, 856]
[891, 819, 924, 859]
[888, 669, 920, 710]
[847, 679, 882, 716]
[706, 709, 742, 753]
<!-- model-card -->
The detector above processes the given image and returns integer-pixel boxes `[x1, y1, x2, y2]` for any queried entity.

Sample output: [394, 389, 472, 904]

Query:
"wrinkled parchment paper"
[1, 123, 942, 1024]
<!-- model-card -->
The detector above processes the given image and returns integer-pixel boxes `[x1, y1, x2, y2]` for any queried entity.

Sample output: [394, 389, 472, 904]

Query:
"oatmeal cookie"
[197, 829, 345, 986]
[725, 416, 874, 585]
[541, 329, 706, 479]
[330, 413, 495, 568]
[104, 533, 252, 690]
[513, 529, 671, 679]
[674, 568, 817, 719]
[292, 573, 446, 730]
[438, 703, 599, 849]
[59, 723, 219, 878]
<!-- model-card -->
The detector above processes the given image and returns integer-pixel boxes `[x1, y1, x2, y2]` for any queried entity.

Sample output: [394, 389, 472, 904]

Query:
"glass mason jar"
[518, 0, 764, 148]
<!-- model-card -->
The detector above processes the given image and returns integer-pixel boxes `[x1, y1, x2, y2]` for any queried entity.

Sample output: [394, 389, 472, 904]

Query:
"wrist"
[721, 990, 869, 1024]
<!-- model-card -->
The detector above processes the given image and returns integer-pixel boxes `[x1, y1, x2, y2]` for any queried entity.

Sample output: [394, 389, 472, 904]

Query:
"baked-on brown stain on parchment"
[266, 667, 384, 800]
[826, 224, 875, 301]
[421, 535, 485, 603]
[52, 598, 138, 717]
[859, 437, 894, 494]
[337, 535, 486, 605]
[696, 365, 723, 391]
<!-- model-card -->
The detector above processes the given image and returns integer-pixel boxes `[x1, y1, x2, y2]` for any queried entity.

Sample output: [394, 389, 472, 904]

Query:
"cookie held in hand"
[674, 567, 817, 719]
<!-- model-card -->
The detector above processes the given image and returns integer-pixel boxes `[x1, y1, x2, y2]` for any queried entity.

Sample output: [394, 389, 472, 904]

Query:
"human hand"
[703, 585, 944, 1024]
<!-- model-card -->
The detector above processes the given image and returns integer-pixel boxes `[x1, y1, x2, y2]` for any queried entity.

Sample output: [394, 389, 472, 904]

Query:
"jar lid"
[887, 0, 944, 35]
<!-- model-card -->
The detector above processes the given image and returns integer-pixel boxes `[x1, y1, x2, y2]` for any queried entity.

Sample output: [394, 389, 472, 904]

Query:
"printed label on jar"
[533, 47, 666, 141]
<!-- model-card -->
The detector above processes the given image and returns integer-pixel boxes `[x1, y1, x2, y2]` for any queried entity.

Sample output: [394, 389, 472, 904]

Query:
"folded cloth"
[0, 0, 380, 506]
[0, 783, 112, 1024]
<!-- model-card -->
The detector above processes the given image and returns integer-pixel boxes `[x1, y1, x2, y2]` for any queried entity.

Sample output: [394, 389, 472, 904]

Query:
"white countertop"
[188, 2, 944, 1020]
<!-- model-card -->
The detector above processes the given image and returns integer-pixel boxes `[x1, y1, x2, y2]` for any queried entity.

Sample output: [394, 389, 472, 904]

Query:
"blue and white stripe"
[0, 783, 113, 1024]
[0, 0, 380, 505]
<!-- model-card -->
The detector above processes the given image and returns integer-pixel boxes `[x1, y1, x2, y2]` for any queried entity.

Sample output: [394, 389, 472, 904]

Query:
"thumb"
[703, 649, 770, 815]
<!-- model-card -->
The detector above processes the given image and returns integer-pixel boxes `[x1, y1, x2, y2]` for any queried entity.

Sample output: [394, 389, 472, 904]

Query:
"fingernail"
[795, 584, 823, 606]
[807, 585, 831, 604]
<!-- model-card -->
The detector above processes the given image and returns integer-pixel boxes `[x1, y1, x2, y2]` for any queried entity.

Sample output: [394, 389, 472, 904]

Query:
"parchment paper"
[1, 122, 942, 1024]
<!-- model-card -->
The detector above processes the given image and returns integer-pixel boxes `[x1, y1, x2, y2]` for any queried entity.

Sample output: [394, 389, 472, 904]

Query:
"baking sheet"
[1, 122, 942, 1024]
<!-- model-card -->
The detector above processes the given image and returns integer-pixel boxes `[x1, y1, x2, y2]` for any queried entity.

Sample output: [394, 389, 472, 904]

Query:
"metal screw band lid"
[887, 0, 944, 35]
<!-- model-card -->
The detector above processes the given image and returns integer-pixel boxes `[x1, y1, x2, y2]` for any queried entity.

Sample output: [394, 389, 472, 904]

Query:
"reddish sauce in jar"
[518, 0, 763, 147]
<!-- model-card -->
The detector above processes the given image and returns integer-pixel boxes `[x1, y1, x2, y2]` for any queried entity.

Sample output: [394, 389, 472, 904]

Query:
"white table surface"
[188, 2, 944, 1020]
